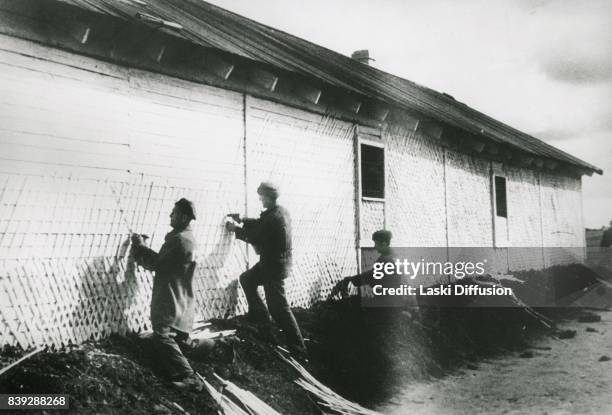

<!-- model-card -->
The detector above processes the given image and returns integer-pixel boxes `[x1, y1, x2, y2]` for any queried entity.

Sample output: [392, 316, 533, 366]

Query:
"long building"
[0, 0, 602, 348]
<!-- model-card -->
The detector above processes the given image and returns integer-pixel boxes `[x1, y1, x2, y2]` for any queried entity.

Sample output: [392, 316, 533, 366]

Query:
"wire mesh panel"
[383, 126, 450, 285]
[506, 166, 546, 271]
[245, 96, 358, 306]
[445, 149, 493, 247]
[540, 171, 584, 266]
[360, 200, 385, 244]
[385, 125, 447, 247]
[124, 70, 248, 320]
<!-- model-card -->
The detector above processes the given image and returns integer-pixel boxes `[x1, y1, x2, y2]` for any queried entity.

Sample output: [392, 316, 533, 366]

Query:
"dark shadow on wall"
[69, 236, 147, 345]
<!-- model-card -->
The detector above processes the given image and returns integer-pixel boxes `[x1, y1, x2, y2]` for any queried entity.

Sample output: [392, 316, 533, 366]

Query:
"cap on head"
[174, 198, 196, 220]
[257, 182, 279, 199]
[372, 229, 392, 244]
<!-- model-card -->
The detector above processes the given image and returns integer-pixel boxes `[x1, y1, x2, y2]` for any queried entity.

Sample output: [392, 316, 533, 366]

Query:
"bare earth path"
[377, 311, 612, 415]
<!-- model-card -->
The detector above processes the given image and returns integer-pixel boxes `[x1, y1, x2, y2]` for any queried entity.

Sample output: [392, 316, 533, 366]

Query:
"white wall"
[0, 35, 359, 348]
[382, 123, 585, 276]
[0, 34, 586, 347]
[0, 36, 248, 347]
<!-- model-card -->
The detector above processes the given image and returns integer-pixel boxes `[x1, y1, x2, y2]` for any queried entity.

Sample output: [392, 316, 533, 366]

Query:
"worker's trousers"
[151, 326, 215, 380]
[239, 262, 305, 350]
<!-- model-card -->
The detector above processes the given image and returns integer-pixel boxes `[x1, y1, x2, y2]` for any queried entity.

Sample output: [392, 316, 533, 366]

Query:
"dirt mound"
[1, 336, 218, 414]
[2, 264, 602, 414]
[509, 263, 607, 306]
[0, 329, 316, 415]
[1, 303, 546, 414]
[294, 300, 547, 406]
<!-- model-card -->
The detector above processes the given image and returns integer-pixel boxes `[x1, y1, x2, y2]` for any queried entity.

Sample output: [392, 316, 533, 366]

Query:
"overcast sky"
[209, 0, 611, 228]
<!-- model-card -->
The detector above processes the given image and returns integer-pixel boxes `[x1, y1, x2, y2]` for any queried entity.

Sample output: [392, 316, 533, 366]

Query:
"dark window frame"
[360, 143, 385, 199]
[494, 175, 507, 218]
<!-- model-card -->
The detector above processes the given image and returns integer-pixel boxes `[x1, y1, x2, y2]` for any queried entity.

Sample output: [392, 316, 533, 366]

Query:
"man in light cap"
[226, 182, 306, 357]
[131, 198, 204, 390]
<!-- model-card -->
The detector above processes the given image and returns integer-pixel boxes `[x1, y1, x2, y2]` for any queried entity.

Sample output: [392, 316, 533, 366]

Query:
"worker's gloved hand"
[227, 213, 242, 223]
[131, 233, 144, 247]
[225, 216, 243, 232]
[329, 277, 352, 299]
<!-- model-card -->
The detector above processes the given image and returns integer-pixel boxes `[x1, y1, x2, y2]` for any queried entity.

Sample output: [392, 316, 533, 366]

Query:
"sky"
[208, 0, 612, 228]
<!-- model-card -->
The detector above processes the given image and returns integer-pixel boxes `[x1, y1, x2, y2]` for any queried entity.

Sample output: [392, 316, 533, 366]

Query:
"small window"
[494, 176, 507, 218]
[360, 144, 385, 198]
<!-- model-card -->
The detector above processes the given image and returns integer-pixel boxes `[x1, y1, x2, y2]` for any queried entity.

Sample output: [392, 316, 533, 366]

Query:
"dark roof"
[58, 0, 602, 174]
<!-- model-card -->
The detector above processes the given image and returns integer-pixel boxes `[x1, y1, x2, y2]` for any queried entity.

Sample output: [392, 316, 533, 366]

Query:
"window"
[360, 144, 384, 198]
[494, 176, 507, 218]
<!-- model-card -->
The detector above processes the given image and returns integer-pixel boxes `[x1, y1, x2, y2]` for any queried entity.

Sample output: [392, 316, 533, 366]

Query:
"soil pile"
[0, 329, 316, 414]
[1, 263, 607, 414]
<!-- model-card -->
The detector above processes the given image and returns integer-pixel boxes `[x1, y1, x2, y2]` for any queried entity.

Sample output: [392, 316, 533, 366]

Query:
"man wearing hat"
[131, 198, 204, 390]
[330, 229, 417, 318]
[330, 229, 396, 297]
[226, 182, 306, 357]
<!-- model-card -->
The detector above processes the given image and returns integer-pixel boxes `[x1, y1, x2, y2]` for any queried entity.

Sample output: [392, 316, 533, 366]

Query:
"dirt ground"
[377, 311, 612, 415]
[374, 263, 612, 415]
[1, 264, 611, 414]
[0, 319, 319, 415]
[0, 303, 546, 414]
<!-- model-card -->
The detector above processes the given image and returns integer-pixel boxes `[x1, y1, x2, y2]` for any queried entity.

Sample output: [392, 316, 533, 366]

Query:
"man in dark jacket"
[226, 182, 306, 356]
[131, 198, 204, 391]
[331, 230, 396, 298]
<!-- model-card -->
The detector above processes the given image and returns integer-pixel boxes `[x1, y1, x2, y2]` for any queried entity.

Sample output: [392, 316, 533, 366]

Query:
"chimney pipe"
[351, 49, 373, 65]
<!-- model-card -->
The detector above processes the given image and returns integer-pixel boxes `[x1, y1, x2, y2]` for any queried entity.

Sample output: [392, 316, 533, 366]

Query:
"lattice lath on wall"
[0, 40, 251, 348]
